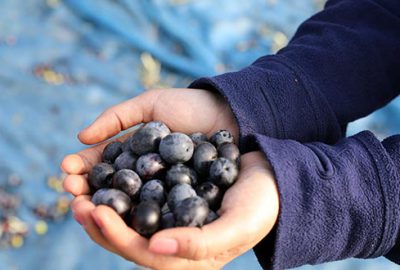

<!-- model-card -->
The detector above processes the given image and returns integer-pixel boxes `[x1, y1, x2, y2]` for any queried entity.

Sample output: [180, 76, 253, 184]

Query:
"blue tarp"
[1, 0, 399, 269]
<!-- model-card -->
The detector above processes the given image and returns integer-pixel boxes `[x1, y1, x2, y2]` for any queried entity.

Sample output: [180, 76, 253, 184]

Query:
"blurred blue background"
[1, 0, 399, 269]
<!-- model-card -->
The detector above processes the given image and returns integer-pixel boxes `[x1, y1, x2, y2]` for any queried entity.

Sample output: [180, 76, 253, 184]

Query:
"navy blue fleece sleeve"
[188, 0, 400, 268]
[253, 131, 400, 269]
[189, 0, 400, 150]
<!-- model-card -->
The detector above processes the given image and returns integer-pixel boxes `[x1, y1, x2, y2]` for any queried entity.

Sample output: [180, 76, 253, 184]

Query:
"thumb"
[78, 90, 159, 145]
[148, 211, 252, 261]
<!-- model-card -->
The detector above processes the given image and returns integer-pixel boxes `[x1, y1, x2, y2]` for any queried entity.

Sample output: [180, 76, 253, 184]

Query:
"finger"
[71, 195, 91, 207]
[61, 132, 133, 174]
[90, 205, 156, 268]
[90, 206, 215, 270]
[71, 197, 120, 254]
[70, 195, 92, 225]
[61, 149, 101, 175]
[78, 90, 160, 145]
[63, 175, 90, 196]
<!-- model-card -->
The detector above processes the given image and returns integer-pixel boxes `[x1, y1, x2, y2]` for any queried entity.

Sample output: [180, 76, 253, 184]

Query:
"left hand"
[64, 150, 279, 270]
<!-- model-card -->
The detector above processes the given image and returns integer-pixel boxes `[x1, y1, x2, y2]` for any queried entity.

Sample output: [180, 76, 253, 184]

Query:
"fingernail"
[73, 213, 85, 226]
[149, 238, 179, 255]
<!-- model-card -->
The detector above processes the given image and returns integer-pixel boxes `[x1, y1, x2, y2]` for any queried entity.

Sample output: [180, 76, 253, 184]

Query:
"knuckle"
[104, 106, 115, 116]
[111, 111, 125, 130]
[70, 197, 85, 211]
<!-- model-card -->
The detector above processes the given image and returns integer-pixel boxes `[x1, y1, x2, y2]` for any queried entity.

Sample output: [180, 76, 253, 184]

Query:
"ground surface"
[1, 0, 399, 269]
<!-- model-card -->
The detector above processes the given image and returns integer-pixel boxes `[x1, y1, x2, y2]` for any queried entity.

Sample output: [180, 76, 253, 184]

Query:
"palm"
[219, 152, 278, 241]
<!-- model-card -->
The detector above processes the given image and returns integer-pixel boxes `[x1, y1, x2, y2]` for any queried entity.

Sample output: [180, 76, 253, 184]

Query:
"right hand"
[66, 151, 278, 270]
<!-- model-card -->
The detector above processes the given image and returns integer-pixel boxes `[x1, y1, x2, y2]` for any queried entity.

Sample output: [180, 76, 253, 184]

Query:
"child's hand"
[66, 152, 278, 270]
[61, 88, 279, 269]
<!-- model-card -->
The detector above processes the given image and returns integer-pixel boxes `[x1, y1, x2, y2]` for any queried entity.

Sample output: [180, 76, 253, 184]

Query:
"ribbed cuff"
[362, 135, 400, 263]
[251, 131, 397, 269]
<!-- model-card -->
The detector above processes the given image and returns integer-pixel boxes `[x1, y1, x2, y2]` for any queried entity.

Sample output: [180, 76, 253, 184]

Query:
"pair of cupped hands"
[61, 88, 279, 270]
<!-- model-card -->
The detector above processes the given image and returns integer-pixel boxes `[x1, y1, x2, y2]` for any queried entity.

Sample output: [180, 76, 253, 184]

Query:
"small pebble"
[10, 235, 24, 248]
[35, 221, 48, 235]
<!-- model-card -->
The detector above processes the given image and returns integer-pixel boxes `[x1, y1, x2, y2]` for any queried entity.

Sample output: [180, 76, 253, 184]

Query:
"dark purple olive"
[196, 182, 223, 211]
[135, 153, 166, 180]
[91, 188, 132, 216]
[102, 141, 123, 163]
[114, 151, 138, 171]
[129, 201, 160, 237]
[210, 130, 233, 147]
[88, 163, 115, 191]
[165, 164, 198, 189]
[209, 158, 238, 188]
[174, 196, 209, 227]
[112, 169, 142, 199]
[218, 142, 240, 165]
[193, 142, 217, 176]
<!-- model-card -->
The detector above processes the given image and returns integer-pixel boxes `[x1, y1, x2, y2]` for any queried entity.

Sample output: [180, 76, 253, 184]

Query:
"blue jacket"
[189, 0, 400, 269]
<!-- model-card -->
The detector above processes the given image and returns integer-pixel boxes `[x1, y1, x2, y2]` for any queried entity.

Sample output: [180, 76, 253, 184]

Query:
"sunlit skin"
[61, 88, 279, 270]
